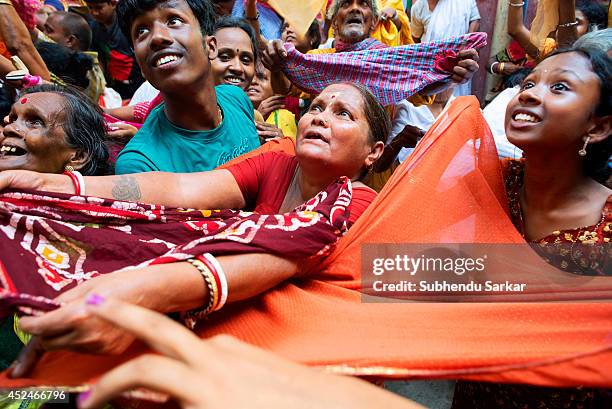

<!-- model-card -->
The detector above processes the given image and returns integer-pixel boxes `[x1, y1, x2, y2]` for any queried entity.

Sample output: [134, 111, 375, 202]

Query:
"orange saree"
[1, 97, 610, 390]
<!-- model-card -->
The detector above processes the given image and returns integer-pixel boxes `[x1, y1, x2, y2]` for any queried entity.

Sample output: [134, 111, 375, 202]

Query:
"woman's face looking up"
[0, 93, 77, 173]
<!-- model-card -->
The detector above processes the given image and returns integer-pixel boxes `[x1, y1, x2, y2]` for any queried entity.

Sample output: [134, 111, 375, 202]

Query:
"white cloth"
[129, 81, 160, 106]
[101, 87, 123, 109]
[389, 97, 454, 163]
[410, 0, 480, 42]
[482, 86, 523, 159]
[410, 0, 480, 96]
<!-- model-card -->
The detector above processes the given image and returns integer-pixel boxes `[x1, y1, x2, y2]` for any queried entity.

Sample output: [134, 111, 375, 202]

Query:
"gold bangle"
[499, 62, 505, 74]
[186, 258, 218, 316]
[0, 1, 13, 5]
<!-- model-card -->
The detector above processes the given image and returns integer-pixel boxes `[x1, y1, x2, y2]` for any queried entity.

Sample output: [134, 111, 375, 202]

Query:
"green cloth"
[0, 316, 23, 371]
[116, 85, 260, 174]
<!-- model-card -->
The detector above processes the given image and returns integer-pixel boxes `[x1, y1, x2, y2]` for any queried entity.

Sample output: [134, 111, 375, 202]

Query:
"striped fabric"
[282, 32, 487, 105]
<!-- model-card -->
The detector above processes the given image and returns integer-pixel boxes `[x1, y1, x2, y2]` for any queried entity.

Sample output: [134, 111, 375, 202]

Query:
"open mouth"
[224, 75, 244, 86]
[511, 112, 541, 123]
[346, 15, 364, 25]
[154, 53, 182, 68]
[303, 130, 328, 142]
[246, 87, 259, 95]
[0, 143, 27, 157]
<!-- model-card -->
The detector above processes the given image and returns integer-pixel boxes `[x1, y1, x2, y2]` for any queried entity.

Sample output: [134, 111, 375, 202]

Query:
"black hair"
[338, 83, 390, 180]
[116, 0, 216, 45]
[342, 82, 390, 145]
[504, 67, 531, 89]
[575, 0, 607, 31]
[212, 16, 259, 64]
[20, 84, 110, 176]
[35, 42, 93, 89]
[543, 47, 611, 184]
[54, 11, 93, 51]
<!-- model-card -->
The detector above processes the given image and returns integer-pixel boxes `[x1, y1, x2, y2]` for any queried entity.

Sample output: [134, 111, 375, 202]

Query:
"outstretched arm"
[78, 299, 425, 409]
[10, 252, 300, 377]
[0, 168, 246, 209]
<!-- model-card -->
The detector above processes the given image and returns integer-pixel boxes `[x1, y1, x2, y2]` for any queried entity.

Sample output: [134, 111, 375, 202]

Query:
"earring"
[64, 165, 75, 172]
[578, 136, 590, 157]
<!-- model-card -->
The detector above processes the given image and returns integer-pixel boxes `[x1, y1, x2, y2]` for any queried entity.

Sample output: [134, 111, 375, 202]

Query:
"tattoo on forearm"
[112, 176, 142, 201]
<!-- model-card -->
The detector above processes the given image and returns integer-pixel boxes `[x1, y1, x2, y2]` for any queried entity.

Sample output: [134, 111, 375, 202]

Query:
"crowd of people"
[0, 0, 610, 408]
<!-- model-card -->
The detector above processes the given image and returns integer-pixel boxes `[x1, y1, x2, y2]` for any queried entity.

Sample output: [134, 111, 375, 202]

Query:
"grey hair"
[326, 0, 379, 21]
[573, 28, 612, 54]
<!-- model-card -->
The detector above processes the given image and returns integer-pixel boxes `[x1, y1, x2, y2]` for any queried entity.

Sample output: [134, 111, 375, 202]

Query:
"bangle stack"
[490, 61, 505, 75]
[63, 169, 86, 195]
[184, 253, 228, 326]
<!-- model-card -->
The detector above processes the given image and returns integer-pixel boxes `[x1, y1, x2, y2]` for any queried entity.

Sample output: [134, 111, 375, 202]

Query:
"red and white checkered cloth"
[283, 32, 488, 105]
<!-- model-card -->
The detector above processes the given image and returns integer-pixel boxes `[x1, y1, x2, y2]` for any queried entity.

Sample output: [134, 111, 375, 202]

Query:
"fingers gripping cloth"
[282, 32, 488, 105]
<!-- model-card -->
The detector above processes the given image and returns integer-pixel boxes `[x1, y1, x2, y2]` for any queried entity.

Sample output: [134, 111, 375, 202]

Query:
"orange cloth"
[1, 97, 610, 390]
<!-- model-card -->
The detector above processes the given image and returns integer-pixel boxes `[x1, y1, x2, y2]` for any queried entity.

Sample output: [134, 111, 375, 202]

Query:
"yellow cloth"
[268, 0, 327, 38]
[529, 0, 559, 52]
[254, 109, 265, 123]
[266, 109, 297, 140]
[13, 315, 31, 345]
[371, 0, 414, 46]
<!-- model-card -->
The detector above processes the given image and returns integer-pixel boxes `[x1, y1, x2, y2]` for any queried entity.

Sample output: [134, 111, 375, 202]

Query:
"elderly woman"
[1, 82, 389, 375]
[0, 84, 109, 369]
[0, 84, 109, 176]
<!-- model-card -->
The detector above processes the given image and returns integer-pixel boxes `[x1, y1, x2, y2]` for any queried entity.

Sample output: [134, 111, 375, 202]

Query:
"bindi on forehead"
[20, 98, 28, 104]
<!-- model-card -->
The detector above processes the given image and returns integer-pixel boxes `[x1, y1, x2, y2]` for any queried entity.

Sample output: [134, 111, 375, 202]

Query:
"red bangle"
[63, 171, 81, 195]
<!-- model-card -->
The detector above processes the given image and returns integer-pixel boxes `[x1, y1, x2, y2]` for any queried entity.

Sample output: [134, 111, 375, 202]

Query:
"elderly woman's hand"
[450, 48, 480, 85]
[76, 297, 423, 409]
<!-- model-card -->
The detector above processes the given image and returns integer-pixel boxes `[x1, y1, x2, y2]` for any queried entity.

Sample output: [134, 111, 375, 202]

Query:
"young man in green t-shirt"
[114, 0, 260, 174]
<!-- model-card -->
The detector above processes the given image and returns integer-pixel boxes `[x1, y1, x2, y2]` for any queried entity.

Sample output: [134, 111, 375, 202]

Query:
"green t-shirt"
[116, 85, 260, 174]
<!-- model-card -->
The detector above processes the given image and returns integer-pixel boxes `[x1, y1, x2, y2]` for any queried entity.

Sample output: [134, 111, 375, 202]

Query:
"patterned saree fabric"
[0, 98, 610, 391]
[0, 180, 351, 316]
[282, 32, 488, 105]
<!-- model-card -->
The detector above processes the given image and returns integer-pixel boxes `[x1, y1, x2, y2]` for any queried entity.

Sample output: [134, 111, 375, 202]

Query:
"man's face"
[86, 1, 116, 25]
[130, 0, 216, 94]
[333, 0, 376, 44]
[43, 13, 73, 49]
